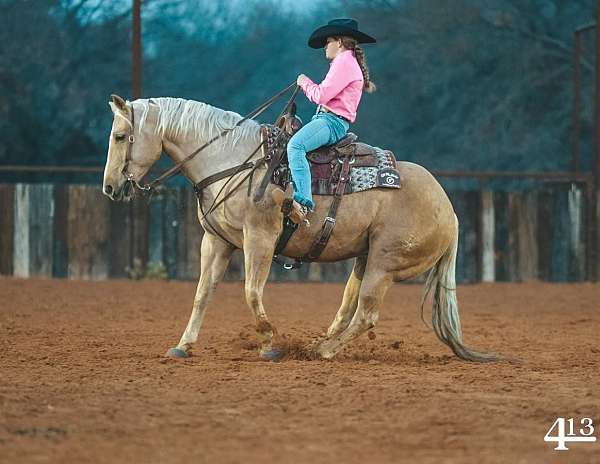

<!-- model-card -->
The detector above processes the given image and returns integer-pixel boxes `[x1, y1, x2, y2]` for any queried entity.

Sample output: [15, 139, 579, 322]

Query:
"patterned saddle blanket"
[260, 124, 401, 195]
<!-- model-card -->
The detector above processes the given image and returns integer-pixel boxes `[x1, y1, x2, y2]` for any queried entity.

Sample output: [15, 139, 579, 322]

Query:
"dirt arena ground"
[0, 277, 599, 464]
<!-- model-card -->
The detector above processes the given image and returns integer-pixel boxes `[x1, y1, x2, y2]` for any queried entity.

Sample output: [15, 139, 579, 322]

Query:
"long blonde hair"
[338, 36, 376, 93]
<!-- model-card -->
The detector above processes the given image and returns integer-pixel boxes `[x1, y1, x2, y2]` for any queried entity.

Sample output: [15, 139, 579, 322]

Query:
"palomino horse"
[102, 94, 497, 362]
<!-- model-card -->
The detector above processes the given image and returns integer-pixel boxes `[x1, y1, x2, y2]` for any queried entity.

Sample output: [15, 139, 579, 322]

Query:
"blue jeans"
[287, 112, 349, 209]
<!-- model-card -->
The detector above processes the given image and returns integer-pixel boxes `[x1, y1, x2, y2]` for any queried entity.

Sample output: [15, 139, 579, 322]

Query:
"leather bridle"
[121, 103, 147, 192]
[116, 83, 300, 247]
[118, 83, 298, 196]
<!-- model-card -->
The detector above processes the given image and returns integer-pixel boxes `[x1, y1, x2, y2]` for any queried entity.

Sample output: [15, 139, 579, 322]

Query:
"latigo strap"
[302, 154, 352, 262]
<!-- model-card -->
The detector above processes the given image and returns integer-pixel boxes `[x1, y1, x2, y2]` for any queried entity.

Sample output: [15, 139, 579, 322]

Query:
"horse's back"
[388, 160, 455, 222]
[347, 160, 456, 275]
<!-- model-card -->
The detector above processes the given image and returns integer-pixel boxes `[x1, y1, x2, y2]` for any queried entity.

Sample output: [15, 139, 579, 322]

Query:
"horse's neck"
[162, 123, 262, 186]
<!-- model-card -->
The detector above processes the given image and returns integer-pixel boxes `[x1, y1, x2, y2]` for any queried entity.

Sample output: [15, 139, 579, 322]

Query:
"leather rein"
[121, 82, 298, 197]
[119, 83, 299, 248]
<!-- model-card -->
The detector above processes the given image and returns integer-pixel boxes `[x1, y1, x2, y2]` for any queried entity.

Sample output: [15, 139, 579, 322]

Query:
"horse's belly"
[280, 192, 376, 261]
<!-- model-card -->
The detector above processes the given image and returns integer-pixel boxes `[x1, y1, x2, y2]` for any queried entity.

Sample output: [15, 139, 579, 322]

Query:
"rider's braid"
[339, 36, 377, 93]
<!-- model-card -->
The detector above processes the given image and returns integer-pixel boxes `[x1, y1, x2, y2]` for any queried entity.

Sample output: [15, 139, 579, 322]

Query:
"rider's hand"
[297, 74, 307, 86]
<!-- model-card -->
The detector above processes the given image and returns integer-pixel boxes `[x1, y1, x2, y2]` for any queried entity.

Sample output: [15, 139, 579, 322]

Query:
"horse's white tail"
[421, 215, 499, 363]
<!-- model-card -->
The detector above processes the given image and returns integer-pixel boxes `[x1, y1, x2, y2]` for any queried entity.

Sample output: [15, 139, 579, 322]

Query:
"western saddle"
[253, 107, 397, 267]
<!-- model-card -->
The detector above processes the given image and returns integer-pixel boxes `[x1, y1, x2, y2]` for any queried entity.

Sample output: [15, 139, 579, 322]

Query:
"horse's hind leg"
[166, 233, 234, 358]
[326, 256, 367, 338]
[317, 265, 393, 359]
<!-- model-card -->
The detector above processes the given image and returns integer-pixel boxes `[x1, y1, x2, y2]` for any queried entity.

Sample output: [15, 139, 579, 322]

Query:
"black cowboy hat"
[308, 18, 376, 49]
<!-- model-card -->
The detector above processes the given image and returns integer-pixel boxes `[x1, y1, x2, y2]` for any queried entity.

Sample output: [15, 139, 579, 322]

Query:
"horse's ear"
[109, 94, 127, 112]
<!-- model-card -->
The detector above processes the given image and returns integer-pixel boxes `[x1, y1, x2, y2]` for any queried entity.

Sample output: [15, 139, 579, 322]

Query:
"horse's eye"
[115, 133, 126, 143]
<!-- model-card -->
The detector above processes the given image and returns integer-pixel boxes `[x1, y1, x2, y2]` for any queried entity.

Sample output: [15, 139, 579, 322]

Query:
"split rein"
[121, 82, 300, 213]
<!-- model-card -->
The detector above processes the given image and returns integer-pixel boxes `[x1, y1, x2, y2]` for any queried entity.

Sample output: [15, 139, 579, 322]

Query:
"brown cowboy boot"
[271, 188, 310, 227]
[289, 200, 310, 226]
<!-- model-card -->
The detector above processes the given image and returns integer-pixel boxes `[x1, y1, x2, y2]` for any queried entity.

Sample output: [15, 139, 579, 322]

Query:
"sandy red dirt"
[0, 277, 599, 463]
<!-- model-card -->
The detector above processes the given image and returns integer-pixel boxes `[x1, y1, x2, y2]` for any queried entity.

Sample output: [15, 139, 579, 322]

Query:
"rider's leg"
[287, 117, 331, 210]
[286, 113, 348, 210]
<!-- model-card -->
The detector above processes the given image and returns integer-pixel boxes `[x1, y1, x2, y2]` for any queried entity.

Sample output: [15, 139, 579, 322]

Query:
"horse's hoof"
[315, 343, 335, 360]
[260, 349, 286, 362]
[318, 350, 335, 360]
[165, 347, 189, 359]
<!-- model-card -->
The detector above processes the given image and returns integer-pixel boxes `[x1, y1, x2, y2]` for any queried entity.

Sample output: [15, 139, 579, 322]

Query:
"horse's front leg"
[243, 228, 280, 360]
[165, 232, 234, 358]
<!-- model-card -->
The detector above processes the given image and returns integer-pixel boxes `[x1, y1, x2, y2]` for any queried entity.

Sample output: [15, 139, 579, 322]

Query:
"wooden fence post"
[519, 192, 538, 281]
[53, 185, 69, 278]
[0, 185, 15, 275]
[13, 184, 30, 277]
[176, 189, 202, 280]
[131, 195, 149, 276]
[551, 187, 569, 281]
[67, 185, 110, 279]
[108, 200, 132, 278]
[148, 191, 165, 274]
[537, 188, 553, 281]
[493, 191, 509, 281]
[480, 190, 495, 282]
[163, 188, 181, 279]
[449, 191, 479, 283]
[507, 192, 519, 281]
[596, 190, 600, 281]
[307, 262, 323, 282]
[12, 184, 56, 278]
[28, 184, 54, 277]
[567, 185, 585, 281]
[507, 192, 538, 281]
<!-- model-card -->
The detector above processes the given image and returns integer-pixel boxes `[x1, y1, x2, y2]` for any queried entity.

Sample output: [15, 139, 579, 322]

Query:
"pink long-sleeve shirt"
[299, 50, 364, 123]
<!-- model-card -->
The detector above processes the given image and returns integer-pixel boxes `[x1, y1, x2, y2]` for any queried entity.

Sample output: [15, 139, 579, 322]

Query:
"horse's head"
[103, 94, 162, 201]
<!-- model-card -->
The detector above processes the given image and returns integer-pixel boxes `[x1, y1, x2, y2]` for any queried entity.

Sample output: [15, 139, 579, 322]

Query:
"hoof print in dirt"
[165, 347, 189, 359]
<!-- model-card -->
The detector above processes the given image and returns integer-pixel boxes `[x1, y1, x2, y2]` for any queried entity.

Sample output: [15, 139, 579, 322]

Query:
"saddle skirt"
[260, 124, 401, 195]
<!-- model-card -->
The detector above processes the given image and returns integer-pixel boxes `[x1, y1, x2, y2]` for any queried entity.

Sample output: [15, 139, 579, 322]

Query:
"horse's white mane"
[135, 97, 259, 148]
